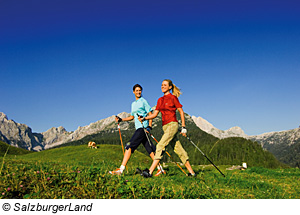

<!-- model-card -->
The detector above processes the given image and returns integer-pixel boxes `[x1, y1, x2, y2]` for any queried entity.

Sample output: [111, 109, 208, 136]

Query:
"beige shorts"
[154, 121, 189, 164]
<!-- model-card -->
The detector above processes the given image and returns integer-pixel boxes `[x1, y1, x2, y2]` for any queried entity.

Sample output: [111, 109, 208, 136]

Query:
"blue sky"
[1, 0, 299, 135]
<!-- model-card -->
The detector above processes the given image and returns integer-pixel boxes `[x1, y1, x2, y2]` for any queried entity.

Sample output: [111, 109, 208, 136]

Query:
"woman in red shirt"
[139, 79, 196, 177]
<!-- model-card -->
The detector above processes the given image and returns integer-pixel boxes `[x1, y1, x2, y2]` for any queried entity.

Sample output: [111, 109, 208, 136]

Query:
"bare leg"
[121, 148, 132, 167]
[122, 149, 156, 167]
[185, 160, 195, 174]
[149, 152, 155, 160]
[149, 159, 161, 174]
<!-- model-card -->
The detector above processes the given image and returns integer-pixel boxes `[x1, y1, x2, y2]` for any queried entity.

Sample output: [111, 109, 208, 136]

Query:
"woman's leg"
[184, 160, 195, 175]
[149, 152, 155, 160]
[149, 159, 161, 174]
[154, 122, 179, 160]
[121, 148, 132, 167]
[174, 139, 195, 175]
[148, 122, 178, 175]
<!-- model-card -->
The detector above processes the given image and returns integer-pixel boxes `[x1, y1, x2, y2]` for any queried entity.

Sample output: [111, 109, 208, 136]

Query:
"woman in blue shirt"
[109, 84, 165, 176]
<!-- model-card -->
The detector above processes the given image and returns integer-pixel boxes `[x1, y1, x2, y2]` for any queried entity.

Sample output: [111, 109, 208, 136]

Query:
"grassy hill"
[0, 144, 299, 199]
[0, 140, 33, 156]
[19, 144, 152, 168]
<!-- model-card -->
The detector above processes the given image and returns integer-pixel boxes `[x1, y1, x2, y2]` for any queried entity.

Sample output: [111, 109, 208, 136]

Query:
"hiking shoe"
[154, 168, 166, 176]
[135, 168, 142, 175]
[109, 168, 122, 175]
[187, 173, 197, 177]
[142, 169, 152, 178]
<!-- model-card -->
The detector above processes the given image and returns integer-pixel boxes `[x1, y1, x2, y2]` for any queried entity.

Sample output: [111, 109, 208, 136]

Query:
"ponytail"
[172, 84, 182, 98]
[164, 79, 182, 98]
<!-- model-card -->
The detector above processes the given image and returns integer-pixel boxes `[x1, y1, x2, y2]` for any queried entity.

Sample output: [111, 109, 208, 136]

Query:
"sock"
[120, 165, 125, 172]
[157, 165, 164, 171]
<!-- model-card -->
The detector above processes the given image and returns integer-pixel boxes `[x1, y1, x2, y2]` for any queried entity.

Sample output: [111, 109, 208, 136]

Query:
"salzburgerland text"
[14, 203, 93, 213]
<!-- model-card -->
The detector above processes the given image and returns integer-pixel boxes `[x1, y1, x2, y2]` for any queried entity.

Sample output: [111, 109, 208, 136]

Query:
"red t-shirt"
[156, 93, 183, 126]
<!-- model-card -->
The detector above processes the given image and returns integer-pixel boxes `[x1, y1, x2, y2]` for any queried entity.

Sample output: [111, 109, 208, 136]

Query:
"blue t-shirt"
[131, 97, 152, 129]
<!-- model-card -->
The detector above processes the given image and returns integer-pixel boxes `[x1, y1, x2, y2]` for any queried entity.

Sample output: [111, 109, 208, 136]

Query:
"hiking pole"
[185, 135, 225, 177]
[115, 116, 125, 156]
[150, 134, 187, 176]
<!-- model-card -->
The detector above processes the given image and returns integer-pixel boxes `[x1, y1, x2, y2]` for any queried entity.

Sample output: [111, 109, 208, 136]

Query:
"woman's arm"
[177, 107, 187, 136]
[115, 115, 134, 123]
[148, 111, 153, 127]
[177, 108, 185, 127]
[145, 109, 159, 120]
[138, 109, 159, 123]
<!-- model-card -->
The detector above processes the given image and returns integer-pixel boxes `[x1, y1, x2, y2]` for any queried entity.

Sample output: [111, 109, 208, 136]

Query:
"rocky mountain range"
[249, 128, 300, 147]
[0, 112, 43, 151]
[191, 115, 300, 147]
[192, 116, 248, 139]
[0, 112, 130, 151]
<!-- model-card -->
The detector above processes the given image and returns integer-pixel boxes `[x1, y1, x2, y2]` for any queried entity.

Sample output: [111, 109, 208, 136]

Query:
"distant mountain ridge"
[41, 112, 131, 150]
[249, 128, 300, 146]
[0, 112, 43, 151]
[191, 116, 248, 139]
[0, 112, 130, 151]
[191, 115, 300, 147]
[1, 111, 299, 150]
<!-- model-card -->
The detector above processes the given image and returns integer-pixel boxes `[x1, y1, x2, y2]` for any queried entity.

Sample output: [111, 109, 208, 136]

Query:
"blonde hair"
[164, 79, 182, 98]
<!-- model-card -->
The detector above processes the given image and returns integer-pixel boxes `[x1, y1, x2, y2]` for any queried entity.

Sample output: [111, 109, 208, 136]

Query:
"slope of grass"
[0, 141, 33, 156]
[19, 144, 153, 168]
[0, 144, 299, 199]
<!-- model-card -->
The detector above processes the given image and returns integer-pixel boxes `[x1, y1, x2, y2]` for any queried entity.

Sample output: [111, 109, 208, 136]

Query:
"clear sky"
[1, 0, 299, 135]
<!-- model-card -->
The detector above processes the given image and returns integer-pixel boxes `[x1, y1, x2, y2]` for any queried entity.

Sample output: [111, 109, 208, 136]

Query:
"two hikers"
[110, 80, 196, 178]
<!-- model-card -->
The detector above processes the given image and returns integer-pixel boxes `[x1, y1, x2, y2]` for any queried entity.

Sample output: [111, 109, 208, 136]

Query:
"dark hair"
[133, 84, 143, 91]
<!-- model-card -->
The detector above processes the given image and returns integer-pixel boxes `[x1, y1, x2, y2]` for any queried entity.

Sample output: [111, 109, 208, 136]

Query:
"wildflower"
[47, 177, 50, 181]
[77, 171, 81, 173]
[20, 185, 23, 188]
[2, 193, 4, 195]
[36, 171, 40, 174]
[7, 187, 11, 191]
[12, 173, 15, 176]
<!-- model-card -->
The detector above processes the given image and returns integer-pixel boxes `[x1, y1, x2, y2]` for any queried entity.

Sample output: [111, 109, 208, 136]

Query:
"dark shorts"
[126, 128, 156, 154]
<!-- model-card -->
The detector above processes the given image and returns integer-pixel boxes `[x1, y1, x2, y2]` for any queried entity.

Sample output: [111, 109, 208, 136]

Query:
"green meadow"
[1, 143, 299, 199]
